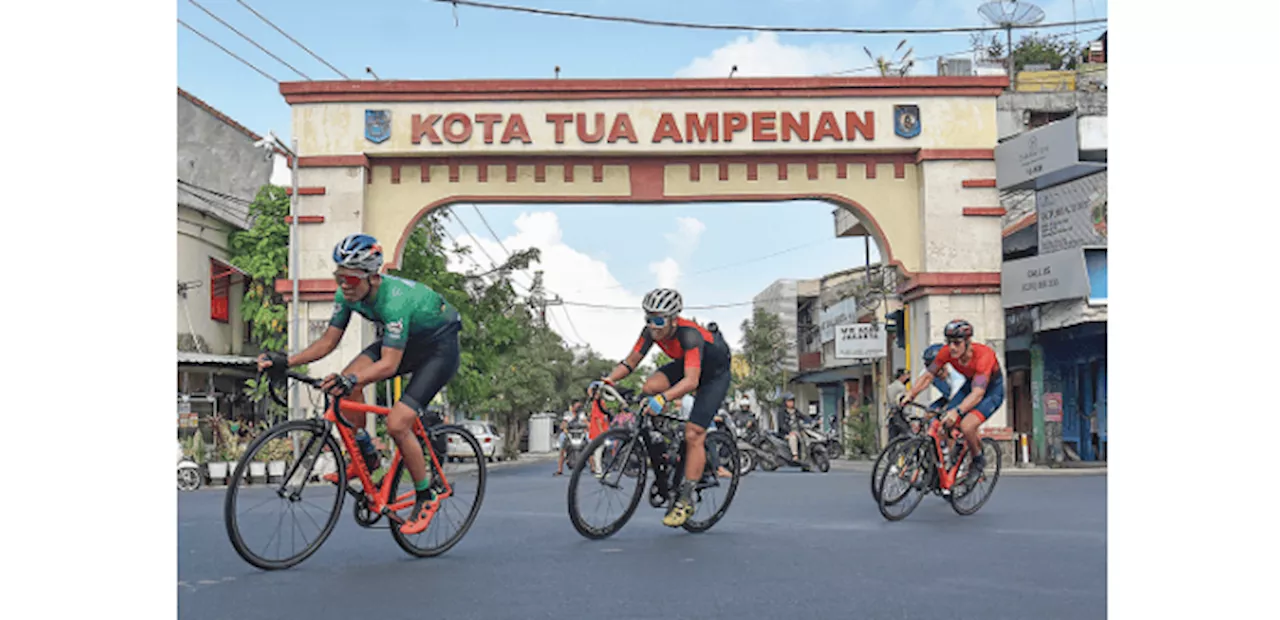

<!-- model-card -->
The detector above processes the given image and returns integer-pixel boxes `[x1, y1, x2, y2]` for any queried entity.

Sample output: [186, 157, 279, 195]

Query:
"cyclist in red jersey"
[899, 319, 1005, 484]
[589, 288, 732, 528]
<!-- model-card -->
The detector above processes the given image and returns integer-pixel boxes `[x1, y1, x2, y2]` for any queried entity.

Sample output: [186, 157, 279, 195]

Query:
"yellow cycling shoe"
[662, 497, 695, 527]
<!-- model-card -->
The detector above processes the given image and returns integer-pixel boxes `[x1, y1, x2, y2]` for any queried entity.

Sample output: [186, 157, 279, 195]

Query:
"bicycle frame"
[925, 418, 973, 492]
[279, 370, 453, 524]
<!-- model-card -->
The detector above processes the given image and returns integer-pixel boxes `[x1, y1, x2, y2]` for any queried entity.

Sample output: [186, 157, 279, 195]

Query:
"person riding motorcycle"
[774, 392, 814, 462]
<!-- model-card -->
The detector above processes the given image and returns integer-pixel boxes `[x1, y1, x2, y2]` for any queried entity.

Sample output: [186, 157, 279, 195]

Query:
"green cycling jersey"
[328, 274, 460, 348]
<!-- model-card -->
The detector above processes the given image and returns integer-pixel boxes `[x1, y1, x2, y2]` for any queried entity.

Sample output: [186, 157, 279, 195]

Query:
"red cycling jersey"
[929, 342, 1001, 390]
[630, 317, 728, 375]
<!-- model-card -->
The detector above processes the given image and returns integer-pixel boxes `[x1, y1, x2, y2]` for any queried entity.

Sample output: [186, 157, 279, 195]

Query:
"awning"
[791, 364, 871, 385]
[177, 351, 259, 366]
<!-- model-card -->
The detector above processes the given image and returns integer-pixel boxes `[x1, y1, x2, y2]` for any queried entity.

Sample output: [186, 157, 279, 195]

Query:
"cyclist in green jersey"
[256, 233, 462, 535]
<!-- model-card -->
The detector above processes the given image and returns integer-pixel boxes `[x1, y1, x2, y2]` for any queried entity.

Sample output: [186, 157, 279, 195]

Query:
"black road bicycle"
[566, 383, 741, 539]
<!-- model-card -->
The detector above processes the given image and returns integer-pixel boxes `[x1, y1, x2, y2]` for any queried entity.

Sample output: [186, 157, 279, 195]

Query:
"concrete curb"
[826, 459, 1106, 477]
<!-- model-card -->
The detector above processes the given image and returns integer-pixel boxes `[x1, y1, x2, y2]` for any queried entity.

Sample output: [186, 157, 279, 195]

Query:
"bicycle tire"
[224, 420, 345, 570]
[949, 438, 1002, 516]
[682, 430, 741, 533]
[870, 437, 910, 501]
[876, 437, 929, 522]
[389, 424, 488, 558]
[567, 428, 647, 540]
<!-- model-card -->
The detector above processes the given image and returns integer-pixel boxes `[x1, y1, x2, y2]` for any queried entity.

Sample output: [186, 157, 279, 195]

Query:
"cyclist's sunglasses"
[334, 272, 369, 287]
[947, 337, 966, 345]
[645, 315, 672, 328]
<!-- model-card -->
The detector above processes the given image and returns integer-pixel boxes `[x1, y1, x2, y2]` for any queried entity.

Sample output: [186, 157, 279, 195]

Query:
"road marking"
[602, 548, 623, 553]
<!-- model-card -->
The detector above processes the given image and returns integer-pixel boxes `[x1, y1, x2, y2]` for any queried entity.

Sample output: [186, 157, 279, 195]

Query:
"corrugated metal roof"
[177, 351, 259, 365]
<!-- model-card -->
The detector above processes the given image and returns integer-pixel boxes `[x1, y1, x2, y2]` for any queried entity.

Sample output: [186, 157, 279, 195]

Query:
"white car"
[449, 421, 506, 462]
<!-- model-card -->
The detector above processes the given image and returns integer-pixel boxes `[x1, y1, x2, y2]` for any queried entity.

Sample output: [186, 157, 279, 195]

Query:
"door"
[1010, 369, 1033, 436]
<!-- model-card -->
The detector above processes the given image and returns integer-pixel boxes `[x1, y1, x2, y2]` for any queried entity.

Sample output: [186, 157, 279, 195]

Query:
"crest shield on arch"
[365, 110, 391, 144]
[893, 104, 921, 139]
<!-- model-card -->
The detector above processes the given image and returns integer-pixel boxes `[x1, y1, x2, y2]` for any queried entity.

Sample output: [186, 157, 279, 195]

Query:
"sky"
[176, 0, 1109, 356]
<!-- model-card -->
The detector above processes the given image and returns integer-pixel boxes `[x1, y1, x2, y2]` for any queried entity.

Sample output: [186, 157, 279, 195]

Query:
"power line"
[187, 0, 312, 80]
[432, 0, 1106, 35]
[178, 18, 278, 83]
[235, 0, 350, 79]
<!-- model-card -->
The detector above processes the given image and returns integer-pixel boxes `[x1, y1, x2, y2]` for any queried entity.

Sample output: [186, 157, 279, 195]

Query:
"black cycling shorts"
[358, 321, 461, 413]
[656, 361, 733, 430]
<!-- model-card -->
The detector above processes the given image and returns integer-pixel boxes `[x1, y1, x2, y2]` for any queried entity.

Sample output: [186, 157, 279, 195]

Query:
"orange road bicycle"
[223, 366, 487, 570]
[875, 402, 1002, 521]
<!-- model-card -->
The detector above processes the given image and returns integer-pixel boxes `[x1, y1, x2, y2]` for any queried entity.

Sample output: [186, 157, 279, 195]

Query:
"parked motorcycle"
[749, 419, 830, 473]
[820, 425, 844, 460]
[177, 441, 202, 492]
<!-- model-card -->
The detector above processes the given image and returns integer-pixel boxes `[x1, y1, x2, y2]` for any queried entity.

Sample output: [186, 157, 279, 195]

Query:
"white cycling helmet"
[642, 288, 683, 316]
[333, 233, 384, 273]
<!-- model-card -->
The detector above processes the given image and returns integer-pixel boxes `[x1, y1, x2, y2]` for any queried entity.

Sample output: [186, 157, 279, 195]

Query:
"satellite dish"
[977, 1, 1046, 85]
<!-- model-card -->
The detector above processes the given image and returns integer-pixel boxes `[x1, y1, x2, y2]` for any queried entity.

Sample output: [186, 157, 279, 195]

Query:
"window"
[210, 258, 231, 323]
[1084, 248, 1107, 304]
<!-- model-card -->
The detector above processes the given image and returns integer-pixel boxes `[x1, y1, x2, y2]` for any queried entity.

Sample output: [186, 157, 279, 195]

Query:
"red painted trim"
[865, 159, 877, 179]
[962, 178, 997, 188]
[563, 164, 574, 182]
[1003, 213, 1037, 237]
[746, 163, 759, 181]
[806, 162, 819, 180]
[836, 161, 848, 180]
[421, 162, 431, 182]
[777, 162, 789, 181]
[448, 163, 460, 183]
[893, 160, 906, 179]
[899, 272, 1001, 297]
[390, 163, 402, 184]
[279, 291, 335, 303]
[284, 215, 325, 224]
[916, 149, 994, 162]
[298, 155, 369, 168]
[279, 76, 1009, 103]
[902, 285, 1001, 303]
[962, 207, 1006, 217]
[284, 187, 326, 196]
[591, 163, 604, 183]
[477, 163, 489, 183]
[720, 163, 731, 181]
[534, 164, 546, 183]
[274, 279, 337, 295]
[386, 193, 909, 282]
[506, 163, 517, 183]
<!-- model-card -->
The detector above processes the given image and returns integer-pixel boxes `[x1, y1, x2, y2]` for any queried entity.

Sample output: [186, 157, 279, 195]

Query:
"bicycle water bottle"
[355, 429, 380, 469]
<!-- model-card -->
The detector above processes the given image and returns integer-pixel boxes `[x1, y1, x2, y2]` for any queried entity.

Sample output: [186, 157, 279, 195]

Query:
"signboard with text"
[834, 323, 886, 359]
[1001, 249, 1090, 308]
[1037, 170, 1107, 254]
[995, 118, 1080, 189]
[819, 297, 859, 343]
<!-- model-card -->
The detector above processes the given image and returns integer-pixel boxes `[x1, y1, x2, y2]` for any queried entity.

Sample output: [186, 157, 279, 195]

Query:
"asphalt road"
[179, 457, 1106, 620]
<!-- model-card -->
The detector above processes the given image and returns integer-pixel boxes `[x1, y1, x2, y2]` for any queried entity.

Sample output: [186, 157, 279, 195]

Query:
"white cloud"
[446, 211, 647, 358]
[675, 32, 861, 78]
[648, 257, 682, 289]
[665, 216, 707, 250]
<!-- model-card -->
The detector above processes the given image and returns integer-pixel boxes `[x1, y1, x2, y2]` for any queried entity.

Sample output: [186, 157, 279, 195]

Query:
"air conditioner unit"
[937, 58, 973, 76]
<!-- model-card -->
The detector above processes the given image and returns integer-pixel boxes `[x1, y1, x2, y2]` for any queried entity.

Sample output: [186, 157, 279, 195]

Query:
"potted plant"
[260, 437, 290, 482]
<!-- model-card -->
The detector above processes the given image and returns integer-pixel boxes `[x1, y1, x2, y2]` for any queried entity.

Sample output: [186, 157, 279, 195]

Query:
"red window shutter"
[210, 259, 231, 323]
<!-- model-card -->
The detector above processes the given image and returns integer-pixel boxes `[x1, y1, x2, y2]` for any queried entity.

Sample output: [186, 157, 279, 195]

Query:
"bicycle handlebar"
[593, 382, 685, 422]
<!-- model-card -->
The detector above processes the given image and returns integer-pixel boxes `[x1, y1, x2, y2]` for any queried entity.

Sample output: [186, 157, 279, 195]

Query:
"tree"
[738, 307, 790, 426]
[1010, 32, 1081, 72]
[228, 185, 291, 353]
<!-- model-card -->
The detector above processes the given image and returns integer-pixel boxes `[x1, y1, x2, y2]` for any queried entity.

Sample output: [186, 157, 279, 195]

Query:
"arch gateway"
[278, 76, 1010, 430]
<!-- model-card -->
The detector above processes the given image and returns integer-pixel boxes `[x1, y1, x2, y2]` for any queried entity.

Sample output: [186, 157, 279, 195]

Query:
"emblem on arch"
[365, 109, 391, 144]
[893, 104, 921, 139]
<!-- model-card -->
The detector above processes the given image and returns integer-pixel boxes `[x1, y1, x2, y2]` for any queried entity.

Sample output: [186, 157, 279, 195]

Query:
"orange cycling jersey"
[928, 342, 1001, 390]
[630, 317, 730, 376]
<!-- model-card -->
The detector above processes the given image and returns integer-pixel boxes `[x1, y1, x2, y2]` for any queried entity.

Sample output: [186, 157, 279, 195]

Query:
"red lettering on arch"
[752, 111, 777, 142]
[442, 113, 472, 143]
[651, 113, 684, 143]
[781, 112, 809, 142]
[411, 114, 442, 144]
[576, 113, 605, 143]
[686, 113, 719, 142]
[846, 111, 874, 141]
[607, 113, 638, 143]
[474, 113, 501, 144]
[813, 112, 843, 142]
[722, 112, 748, 142]
[545, 113, 572, 144]
[501, 114, 531, 143]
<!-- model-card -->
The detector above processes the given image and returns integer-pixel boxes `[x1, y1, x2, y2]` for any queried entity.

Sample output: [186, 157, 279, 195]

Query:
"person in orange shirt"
[899, 319, 1005, 485]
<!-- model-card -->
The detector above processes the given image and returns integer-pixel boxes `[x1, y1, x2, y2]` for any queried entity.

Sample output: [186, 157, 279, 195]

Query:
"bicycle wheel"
[682, 430, 741, 533]
[876, 437, 930, 522]
[949, 438, 1003, 516]
[568, 428, 647, 540]
[224, 420, 345, 570]
[870, 437, 910, 501]
[389, 424, 488, 557]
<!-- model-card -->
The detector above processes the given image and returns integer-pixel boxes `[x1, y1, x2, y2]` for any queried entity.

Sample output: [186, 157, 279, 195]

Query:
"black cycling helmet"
[943, 319, 974, 340]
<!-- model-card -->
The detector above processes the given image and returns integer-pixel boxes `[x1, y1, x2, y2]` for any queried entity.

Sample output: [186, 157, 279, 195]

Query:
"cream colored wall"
[918, 160, 1002, 273]
[177, 205, 246, 355]
[294, 97, 998, 157]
